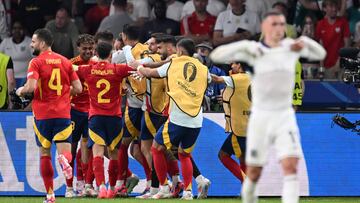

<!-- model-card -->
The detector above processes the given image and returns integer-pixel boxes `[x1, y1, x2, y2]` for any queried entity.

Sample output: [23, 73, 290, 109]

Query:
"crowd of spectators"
[0, 0, 359, 111]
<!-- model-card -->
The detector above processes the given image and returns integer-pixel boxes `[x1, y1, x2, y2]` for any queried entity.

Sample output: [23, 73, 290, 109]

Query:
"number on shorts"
[48, 68, 63, 95]
[96, 79, 110, 103]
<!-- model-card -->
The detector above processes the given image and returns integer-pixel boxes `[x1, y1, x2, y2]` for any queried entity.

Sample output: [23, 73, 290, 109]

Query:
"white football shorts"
[245, 108, 303, 166]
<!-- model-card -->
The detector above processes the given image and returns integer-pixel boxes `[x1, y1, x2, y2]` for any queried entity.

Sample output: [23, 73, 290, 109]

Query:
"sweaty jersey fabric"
[78, 61, 133, 118]
[27, 50, 78, 120]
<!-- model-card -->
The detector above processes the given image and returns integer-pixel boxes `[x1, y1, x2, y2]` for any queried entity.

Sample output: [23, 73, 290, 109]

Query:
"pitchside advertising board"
[0, 112, 360, 196]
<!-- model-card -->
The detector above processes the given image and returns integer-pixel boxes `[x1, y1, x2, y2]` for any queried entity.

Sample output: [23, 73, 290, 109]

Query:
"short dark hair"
[34, 28, 54, 46]
[263, 10, 284, 20]
[57, 7, 71, 17]
[76, 34, 95, 46]
[96, 42, 113, 59]
[176, 38, 196, 57]
[122, 24, 140, 41]
[158, 34, 176, 46]
[113, 0, 127, 7]
[322, 0, 339, 8]
[94, 30, 114, 43]
[272, 2, 287, 9]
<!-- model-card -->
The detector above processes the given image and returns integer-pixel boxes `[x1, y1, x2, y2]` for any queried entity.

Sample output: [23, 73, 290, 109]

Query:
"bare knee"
[246, 166, 262, 182]
[281, 157, 298, 175]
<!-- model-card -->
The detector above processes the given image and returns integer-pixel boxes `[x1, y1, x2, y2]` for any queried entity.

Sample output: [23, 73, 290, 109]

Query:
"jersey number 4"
[96, 79, 110, 103]
[48, 68, 63, 96]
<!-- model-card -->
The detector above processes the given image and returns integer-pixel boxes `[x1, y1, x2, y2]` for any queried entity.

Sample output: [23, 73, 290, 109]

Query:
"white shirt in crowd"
[110, 0, 150, 21]
[210, 36, 326, 111]
[151, 0, 184, 22]
[0, 36, 32, 79]
[181, 0, 226, 19]
[244, 0, 287, 21]
[214, 9, 261, 37]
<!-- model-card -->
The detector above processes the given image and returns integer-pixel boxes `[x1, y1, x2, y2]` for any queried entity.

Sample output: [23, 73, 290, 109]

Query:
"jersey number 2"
[96, 79, 110, 103]
[48, 68, 63, 96]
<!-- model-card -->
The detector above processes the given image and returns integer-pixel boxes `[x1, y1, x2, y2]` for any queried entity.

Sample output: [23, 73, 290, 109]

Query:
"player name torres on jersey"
[27, 50, 79, 120]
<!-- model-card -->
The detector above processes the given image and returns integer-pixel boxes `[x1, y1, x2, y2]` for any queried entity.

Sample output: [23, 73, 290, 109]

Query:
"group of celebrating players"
[16, 23, 228, 202]
[16, 10, 327, 203]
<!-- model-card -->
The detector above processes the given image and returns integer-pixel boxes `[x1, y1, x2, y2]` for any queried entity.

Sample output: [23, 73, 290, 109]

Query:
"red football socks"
[92, 156, 105, 187]
[108, 160, 118, 187]
[167, 159, 179, 176]
[140, 153, 152, 181]
[117, 144, 129, 180]
[178, 152, 193, 190]
[85, 151, 94, 184]
[76, 150, 83, 181]
[40, 156, 54, 194]
[151, 146, 168, 185]
[220, 155, 244, 182]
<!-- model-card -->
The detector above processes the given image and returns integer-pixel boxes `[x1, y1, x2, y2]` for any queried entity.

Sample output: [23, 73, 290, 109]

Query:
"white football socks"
[282, 174, 299, 203]
[241, 178, 258, 203]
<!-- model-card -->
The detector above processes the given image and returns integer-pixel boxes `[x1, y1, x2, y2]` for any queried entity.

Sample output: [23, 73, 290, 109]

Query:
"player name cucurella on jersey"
[91, 69, 114, 75]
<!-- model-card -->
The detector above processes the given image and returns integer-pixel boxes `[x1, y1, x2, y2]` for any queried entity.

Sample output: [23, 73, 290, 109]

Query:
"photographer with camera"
[0, 52, 15, 110]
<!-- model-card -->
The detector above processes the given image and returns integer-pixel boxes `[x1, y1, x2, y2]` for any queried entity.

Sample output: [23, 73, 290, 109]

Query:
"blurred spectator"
[315, 0, 350, 79]
[110, 0, 150, 26]
[196, 42, 225, 111]
[181, 0, 225, 18]
[300, 13, 320, 78]
[213, 0, 260, 46]
[0, 53, 15, 109]
[272, 2, 297, 38]
[16, 0, 59, 35]
[346, 0, 360, 35]
[98, 0, 133, 38]
[85, 0, 110, 35]
[180, 0, 216, 44]
[293, 0, 323, 29]
[301, 13, 317, 39]
[140, 0, 180, 42]
[245, 0, 286, 21]
[0, 0, 9, 41]
[0, 20, 32, 87]
[46, 7, 79, 59]
[151, 0, 185, 22]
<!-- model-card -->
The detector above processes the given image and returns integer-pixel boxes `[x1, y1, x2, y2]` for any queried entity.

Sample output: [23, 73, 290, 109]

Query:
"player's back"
[82, 61, 131, 118]
[30, 51, 76, 119]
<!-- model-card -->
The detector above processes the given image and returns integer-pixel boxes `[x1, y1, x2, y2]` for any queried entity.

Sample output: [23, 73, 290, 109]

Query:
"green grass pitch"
[2, 197, 360, 203]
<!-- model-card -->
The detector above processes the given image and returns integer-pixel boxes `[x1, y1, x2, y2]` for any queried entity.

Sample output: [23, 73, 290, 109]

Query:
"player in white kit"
[210, 11, 326, 203]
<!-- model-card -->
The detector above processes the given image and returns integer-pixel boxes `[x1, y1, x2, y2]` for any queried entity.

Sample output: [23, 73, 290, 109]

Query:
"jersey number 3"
[48, 68, 63, 96]
[96, 79, 110, 103]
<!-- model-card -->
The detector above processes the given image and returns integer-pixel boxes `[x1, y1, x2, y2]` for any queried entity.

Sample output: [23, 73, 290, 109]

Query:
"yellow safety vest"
[146, 54, 169, 114]
[292, 61, 303, 106]
[0, 53, 10, 108]
[223, 73, 251, 137]
[167, 55, 208, 117]
[128, 43, 148, 100]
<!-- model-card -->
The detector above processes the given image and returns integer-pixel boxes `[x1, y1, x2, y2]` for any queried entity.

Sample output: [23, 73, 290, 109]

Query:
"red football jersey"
[315, 17, 350, 68]
[70, 55, 95, 113]
[27, 50, 79, 120]
[78, 61, 133, 118]
[180, 12, 216, 38]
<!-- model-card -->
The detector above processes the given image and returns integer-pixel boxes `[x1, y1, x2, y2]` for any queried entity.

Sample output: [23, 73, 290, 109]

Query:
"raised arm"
[209, 40, 257, 65]
[298, 36, 326, 61]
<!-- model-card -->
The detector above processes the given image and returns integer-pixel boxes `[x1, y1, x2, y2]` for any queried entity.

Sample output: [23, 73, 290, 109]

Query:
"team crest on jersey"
[335, 27, 341, 33]
[183, 62, 197, 82]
